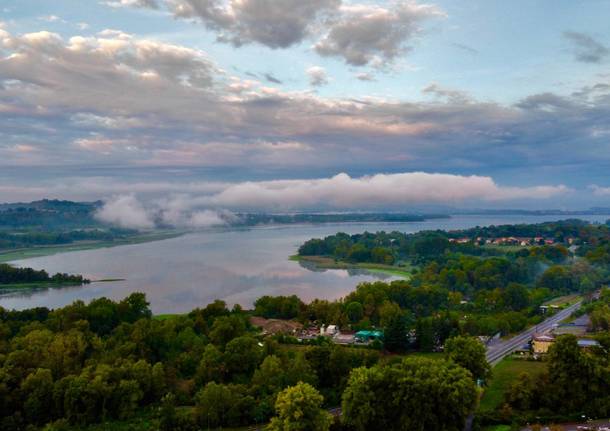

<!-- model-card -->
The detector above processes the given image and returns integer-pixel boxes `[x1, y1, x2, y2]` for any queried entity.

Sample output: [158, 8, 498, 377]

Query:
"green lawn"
[543, 294, 581, 307]
[479, 358, 547, 412]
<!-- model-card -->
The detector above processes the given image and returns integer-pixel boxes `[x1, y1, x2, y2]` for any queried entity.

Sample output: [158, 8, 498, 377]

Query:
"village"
[448, 236, 570, 246]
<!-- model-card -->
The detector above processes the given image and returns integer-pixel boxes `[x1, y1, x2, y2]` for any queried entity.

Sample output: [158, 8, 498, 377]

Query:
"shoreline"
[0, 230, 186, 264]
[290, 255, 412, 279]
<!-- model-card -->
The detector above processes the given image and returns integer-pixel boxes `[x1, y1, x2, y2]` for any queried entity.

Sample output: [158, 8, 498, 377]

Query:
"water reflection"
[1, 215, 609, 313]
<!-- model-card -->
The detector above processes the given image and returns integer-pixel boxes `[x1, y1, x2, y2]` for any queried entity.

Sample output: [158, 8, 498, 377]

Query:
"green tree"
[345, 301, 364, 323]
[342, 357, 477, 431]
[379, 301, 408, 352]
[546, 335, 591, 412]
[224, 336, 261, 379]
[195, 382, 254, 428]
[444, 335, 491, 383]
[501, 283, 530, 311]
[196, 344, 225, 384]
[268, 382, 332, 431]
[21, 368, 54, 425]
[505, 372, 537, 411]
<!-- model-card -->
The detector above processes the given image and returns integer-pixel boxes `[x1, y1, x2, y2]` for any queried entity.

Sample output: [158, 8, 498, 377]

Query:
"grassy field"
[291, 255, 413, 279]
[482, 244, 530, 252]
[543, 294, 582, 307]
[0, 230, 184, 263]
[479, 358, 547, 412]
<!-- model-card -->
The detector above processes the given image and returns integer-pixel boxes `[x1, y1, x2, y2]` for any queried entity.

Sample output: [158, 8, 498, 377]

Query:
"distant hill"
[0, 199, 102, 230]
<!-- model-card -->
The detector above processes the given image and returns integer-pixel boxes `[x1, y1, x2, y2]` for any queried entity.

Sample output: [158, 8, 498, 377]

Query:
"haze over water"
[2, 215, 609, 313]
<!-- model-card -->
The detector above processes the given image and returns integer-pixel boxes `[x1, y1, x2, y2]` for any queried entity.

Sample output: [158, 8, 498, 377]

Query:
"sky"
[1, 0, 610, 212]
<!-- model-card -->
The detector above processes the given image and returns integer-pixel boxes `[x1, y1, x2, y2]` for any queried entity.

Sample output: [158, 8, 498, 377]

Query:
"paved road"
[486, 300, 582, 366]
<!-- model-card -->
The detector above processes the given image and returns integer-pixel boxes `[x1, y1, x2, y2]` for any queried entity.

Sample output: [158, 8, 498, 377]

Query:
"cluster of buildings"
[531, 333, 600, 354]
[529, 315, 600, 355]
[296, 324, 383, 345]
[449, 236, 561, 246]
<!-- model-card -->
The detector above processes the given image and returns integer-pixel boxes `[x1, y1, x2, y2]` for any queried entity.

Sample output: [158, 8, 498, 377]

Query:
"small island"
[0, 262, 89, 289]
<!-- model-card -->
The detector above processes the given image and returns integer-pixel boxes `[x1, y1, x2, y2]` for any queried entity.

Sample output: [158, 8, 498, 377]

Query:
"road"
[485, 300, 582, 366]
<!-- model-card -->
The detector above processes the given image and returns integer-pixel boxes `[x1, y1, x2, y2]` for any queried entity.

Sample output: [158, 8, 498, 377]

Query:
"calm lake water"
[2, 214, 609, 313]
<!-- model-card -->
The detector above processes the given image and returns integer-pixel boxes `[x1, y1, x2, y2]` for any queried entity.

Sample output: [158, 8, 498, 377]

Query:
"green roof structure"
[355, 330, 384, 341]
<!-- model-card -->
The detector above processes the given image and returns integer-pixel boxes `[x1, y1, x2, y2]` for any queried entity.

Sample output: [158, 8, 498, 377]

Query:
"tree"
[195, 382, 255, 428]
[196, 344, 225, 384]
[345, 301, 364, 323]
[209, 315, 246, 346]
[505, 372, 537, 411]
[268, 382, 332, 431]
[546, 335, 591, 412]
[501, 283, 530, 311]
[537, 266, 574, 293]
[379, 301, 408, 352]
[444, 335, 491, 383]
[342, 357, 477, 431]
[224, 336, 261, 378]
[21, 368, 54, 425]
[158, 393, 178, 431]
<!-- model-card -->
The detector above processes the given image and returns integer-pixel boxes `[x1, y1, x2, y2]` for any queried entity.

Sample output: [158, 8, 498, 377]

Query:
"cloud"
[589, 185, 610, 196]
[188, 209, 231, 227]
[96, 194, 232, 229]
[355, 72, 375, 81]
[314, 1, 445, 66]
[451, 42, 478, 55]
[201, 172, 569, 210]
[95, 195, 155, 229]
[122, 0, 441, 66]
[563, 31, 609, 63]
[166, 0, 340, 48]
[105, 0, 159, 8]
[39, 15, 64, 23]
[306, 66, 329, 86]
[2, 25, 610, 187]
[263, 73, 282, 84]
[422, 83, 470, 103]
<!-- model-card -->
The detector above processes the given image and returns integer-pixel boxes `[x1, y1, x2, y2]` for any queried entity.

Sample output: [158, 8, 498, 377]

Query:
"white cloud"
[105, 0, 159, 8]
[96, 194, 233, 229]
[95, 195, 155, 229]
[589, 185, 610, 196]
[188, 209, 231, 227]
[306, 66, 329, 86]
[201, 172, 569, 210]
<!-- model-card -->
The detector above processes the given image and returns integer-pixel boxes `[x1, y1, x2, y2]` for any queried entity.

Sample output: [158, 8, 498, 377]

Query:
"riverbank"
[290, 255, 413, 279]
[0, 230, 185, 263]
[0, 281, 86, 290]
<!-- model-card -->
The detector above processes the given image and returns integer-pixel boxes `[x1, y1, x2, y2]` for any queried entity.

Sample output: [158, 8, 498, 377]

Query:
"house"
[320, 324, 339, 336]
[532, 333, 600, 354]
[532, 334, 555, 354]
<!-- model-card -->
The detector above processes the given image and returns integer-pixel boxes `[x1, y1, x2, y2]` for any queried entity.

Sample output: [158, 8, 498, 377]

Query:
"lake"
[1, 214, 609, 313]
